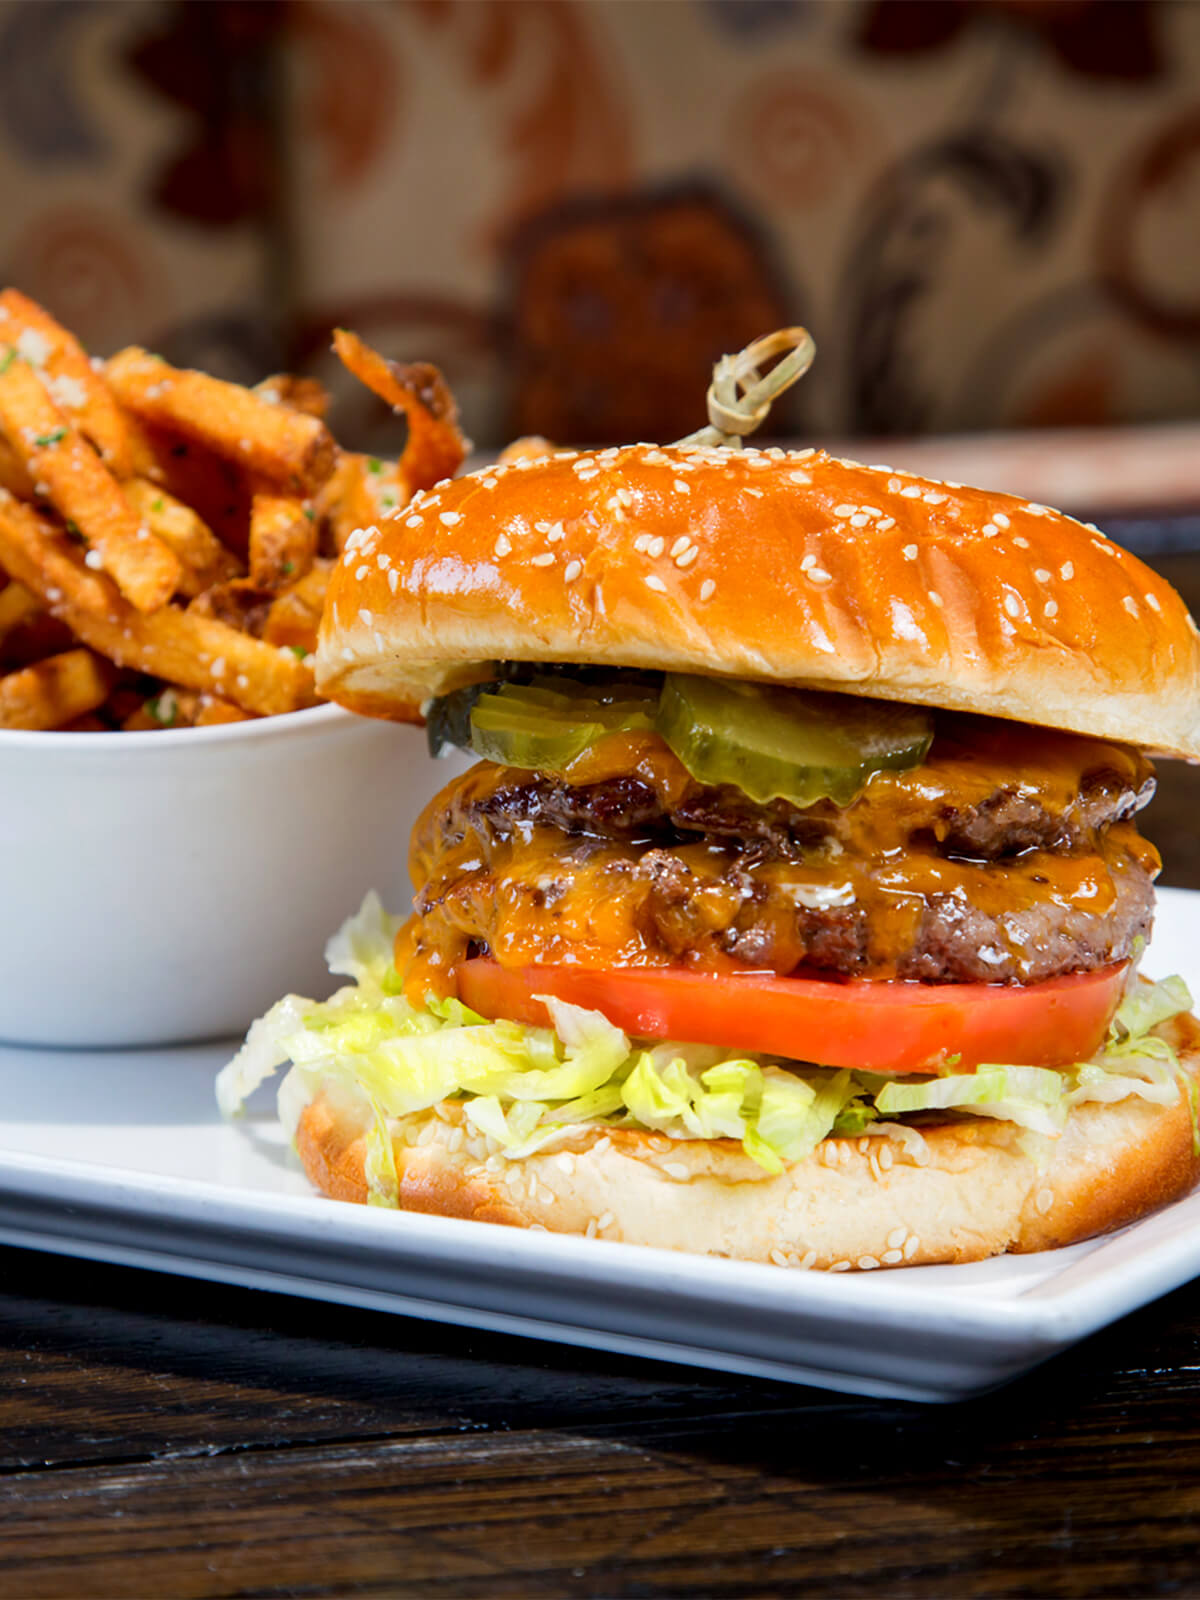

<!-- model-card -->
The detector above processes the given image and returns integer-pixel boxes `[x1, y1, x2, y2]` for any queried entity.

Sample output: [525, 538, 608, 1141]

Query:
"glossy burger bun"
[316, 442, 1200, 760]
[294, 1014, 1200, 1271]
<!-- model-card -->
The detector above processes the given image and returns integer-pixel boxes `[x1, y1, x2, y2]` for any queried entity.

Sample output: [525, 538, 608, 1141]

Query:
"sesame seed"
[788, 470, 811, 486]
[1146, 592, 1162, 613]
[1060, 561, 1074, 580]
[882, 1249, 903, 1265]
[902, 544, 918, 561]
[876, 517, 895, 531]
[745, 486, 764, 498]
[798, 1250, 818, 1270]
[597, 1210, 615, 1231]
[645, 574, 667, 593]
[211, 656, 226, 678]
[564, 559, 582, 581]
[807, 567, 832, 585]
[675, 547, 699, 569]
[440, 511, 461, 527]
[84, 549, 104, 570]
[647, 535, 666, 558]
[535, 520, 551, 533]
[359, 608, 373, 626]
[923, 491, 946, 505]
[900, 485, 922, 499]
[355, 564, 369, 580]
[887, 478, 903, 493]
[849, 513, 869, 527]
[1123, 596, 1139, 617]
[982, 523, 999, 537]
[376, 553, 390, 569]
[1013, 535, 1030, 549]
[929, 589, 944, 608]
[494, 533, 511, 557]
[1003, 594, 1020, 618]
[405, 515, 421, 529]
[830, 1260, 852, 1272]
[801, 553, 816, 571]
[531, 552, 554, 567]
[670, 536, 690, 557]
[769, 1247, 789, 1267]
[1034, 568, 1051, 582]
[664, 1162, 689, 1179]
[388, 570, 399, 592]
[1036, 1188, 1054, 1215]
[547, 521, 565, 542]
[833, 503, 856, 517]
[887, 1226, 906, 1249]
[673, 479, 691, 494]
[903, 1236, 920, 1259]
[858, 1255, 880, 1271]
[1044, 599, 1058, 618]
[699, 579, 716, 601]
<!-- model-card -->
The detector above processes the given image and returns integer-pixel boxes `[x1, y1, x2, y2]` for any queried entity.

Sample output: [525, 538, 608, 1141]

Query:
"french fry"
[106, 347, 337, 495]
[0, 434, 34, 498]
[188, 579, 274, 636]
[195, 694, 255, 727]
[0, 646, 114, 730]
[0, 289, 147, 478]
[254, 373, 330, 419]
[121, 684, 254, 730]
[0, 350, 182, 611]
[0, 578, 41, 644]
[313, 452, 374, 555]
[263, 561, 329, 656]
[0, 495, 317, 716]
[123, 477, 242, 597]
[248, 490, 317, 588]
[138, 424, 251, 556]
[332, 329, 467, 494]
[497, 435, 560, 466]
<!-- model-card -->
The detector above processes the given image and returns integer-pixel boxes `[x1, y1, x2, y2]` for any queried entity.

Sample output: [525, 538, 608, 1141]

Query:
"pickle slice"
[469, 679, 657, 772]
[656, 675, 934, 807]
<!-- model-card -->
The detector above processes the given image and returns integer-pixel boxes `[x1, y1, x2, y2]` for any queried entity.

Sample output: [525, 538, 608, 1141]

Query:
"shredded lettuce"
[215, 895, 1196, 1192]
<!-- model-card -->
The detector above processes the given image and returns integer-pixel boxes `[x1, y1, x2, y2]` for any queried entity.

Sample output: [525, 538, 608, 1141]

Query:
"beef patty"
[407, 719, 1160, 988]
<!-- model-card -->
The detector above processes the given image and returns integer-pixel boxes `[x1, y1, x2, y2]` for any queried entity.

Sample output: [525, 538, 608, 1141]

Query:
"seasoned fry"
[0, 289, 147, 478]
[195, 694, 255, 727]
[497, 435, 560, 466]
[248, 490, 317, 589]
[139, 424, 251, 556]
[263, 561, 329, 656]
[0, 434, 34, 497]
[0, 495, 317, 716]
[188, 578, 275, 636]
[0, 578, 40, 644]
[332, 329, 467, 494]
[254, 373, 330, 419]
[0, 646, 114, 730]
[124, 477, 242, 597]
[106, 347, 337, 495]
[121, 684, 252, 730]
[0, 350, 182, 611]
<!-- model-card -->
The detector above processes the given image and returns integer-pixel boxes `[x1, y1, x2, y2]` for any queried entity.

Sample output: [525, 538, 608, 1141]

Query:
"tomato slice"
[455, 960, 1128, 1074]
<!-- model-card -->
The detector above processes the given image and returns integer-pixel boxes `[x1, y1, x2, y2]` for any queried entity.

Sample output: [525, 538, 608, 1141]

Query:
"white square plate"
[3, 888, 1199, 1404]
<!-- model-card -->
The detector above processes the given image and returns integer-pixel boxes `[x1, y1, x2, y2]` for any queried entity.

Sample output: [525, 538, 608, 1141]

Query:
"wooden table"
[4, 550, 1200, 1599]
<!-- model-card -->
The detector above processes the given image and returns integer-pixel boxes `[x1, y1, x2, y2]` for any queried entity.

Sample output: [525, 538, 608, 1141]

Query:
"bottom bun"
[295, 1013, 1200, 1271]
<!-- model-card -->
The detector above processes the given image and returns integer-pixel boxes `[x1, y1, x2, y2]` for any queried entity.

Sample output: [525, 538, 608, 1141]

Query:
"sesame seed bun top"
[314, 441, 1200, 760]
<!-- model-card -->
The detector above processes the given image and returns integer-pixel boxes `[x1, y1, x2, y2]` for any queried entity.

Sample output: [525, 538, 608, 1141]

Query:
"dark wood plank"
[6, 1245, 1200, 1595]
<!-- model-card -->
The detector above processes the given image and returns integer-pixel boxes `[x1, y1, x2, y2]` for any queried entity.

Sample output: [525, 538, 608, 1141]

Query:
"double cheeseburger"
[219, 440, 1200, 1271]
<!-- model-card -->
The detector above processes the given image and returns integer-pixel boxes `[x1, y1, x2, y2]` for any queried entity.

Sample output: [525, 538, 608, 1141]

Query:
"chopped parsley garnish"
[65, 519, 84, 543]
[289, 645, 309, 659]
[34, 427, 66, 447]
[280, 560, 295, 576]
[151, 496, 165, 513]
[0, 348, 15, 375]
[147, 692, 178, 728]
[367, 457, 383, 475]
[303, 506, 315, 521]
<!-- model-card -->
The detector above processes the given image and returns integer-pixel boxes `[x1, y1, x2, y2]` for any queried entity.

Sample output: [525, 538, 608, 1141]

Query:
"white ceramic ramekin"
[0, 705, 472, 1047]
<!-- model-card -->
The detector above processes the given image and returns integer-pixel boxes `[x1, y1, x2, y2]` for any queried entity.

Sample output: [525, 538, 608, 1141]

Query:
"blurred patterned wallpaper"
[1, 0, 1198, 449]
